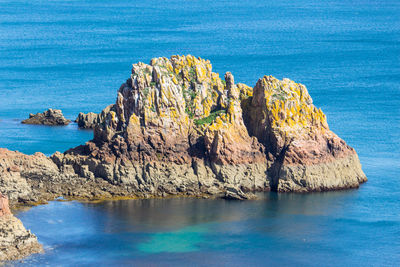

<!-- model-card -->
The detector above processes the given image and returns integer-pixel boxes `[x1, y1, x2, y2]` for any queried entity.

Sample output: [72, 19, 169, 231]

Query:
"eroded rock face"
[22, 109, 70, 126]
[0, 193, 42, 262]
[0, 148, 135, 205]
[242, 75, 367, 191]
[0, 148, 59, 204]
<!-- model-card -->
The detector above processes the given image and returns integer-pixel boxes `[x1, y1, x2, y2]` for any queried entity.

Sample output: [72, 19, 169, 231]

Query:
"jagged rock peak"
[89, 55, 266, 166]
[95, 55, 228, 140]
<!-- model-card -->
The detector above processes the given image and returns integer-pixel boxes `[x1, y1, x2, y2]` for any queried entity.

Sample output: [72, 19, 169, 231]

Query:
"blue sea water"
[0, 0, 399, 266]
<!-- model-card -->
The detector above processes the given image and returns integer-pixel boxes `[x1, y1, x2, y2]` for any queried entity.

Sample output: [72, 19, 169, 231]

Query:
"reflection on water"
[13, 191, 399, 266]
[94, 191, 353, 232]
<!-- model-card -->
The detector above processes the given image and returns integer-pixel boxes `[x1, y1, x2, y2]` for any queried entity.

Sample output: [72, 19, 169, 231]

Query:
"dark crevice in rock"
[267, 137, 293, 192]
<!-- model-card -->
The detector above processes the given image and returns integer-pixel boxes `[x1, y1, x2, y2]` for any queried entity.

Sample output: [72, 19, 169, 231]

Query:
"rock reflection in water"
[14, 189, 397, 266]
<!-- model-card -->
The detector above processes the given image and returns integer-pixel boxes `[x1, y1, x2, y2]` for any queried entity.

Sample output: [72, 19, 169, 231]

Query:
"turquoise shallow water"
[1, 0, 399, 265]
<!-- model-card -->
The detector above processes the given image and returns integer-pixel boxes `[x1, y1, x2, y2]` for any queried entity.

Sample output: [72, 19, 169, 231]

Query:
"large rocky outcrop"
[1, 55, 366, 204]
[242, 76, 367, 191]
[22, 109, 70, 126]
[55, 55, 365, 196]
[59, 56, 269, 198]
[0, 193, 42, 262]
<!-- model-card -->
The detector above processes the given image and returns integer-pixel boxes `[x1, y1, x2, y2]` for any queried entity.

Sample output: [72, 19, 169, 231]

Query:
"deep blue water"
[1, 0, 399, 266]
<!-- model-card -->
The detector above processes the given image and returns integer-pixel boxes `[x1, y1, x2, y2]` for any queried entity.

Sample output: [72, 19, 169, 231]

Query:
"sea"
[0, 0, 399, 266]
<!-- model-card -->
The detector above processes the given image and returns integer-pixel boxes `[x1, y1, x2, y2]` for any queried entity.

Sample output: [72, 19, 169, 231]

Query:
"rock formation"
[53, 55, 365, 197]
[0, 193, 42, 262]
[57, 56, 269, 199]
[223, 186, 256, 200]
[22, 109, 70, 126]
[0, 148, 130, 206]
[75, 105, 115, 129]
[242, 76, 367, 191]
[1, 55, 366, 204]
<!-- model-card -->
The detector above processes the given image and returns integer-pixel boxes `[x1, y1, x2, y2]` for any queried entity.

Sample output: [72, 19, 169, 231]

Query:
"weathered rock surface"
[1, 55, 366, 205]
[0, 193, 42, 262]
[242, 75, 367, 191]
[75, 105, 115, 129]
[22, 109, 70, 125]
[60, 55, 364, 195]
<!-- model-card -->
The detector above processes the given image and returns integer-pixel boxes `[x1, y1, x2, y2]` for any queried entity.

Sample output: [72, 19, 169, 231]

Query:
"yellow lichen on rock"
[74, 55, 366, 196]
[253, 75, 329, 138]
[98, 56, 332, 162]
[237, 83, 253, 100]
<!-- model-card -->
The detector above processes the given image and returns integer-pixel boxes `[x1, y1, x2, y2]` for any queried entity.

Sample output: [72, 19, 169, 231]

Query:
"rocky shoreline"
[0, 55, 367, 261]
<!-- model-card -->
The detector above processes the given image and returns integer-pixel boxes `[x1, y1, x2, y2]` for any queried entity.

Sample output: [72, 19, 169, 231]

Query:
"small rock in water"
[223, 186, 256, 200]
[22, 108, 70, 125]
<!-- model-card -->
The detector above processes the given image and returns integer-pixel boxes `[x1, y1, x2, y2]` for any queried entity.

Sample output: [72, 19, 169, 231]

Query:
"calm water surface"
[1, 0, 399, 266]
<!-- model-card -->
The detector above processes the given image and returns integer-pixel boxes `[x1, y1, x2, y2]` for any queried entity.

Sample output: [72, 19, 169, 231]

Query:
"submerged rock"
[22, 109, 70, 125]
[0, 193, 42, 262]
[223, 186, 257, 200]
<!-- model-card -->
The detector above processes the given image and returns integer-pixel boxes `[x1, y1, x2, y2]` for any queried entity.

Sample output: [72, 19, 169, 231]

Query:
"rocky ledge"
[0, 193, 42, 262]
[22, 108, 71, 126]
[2, 55, 366, 204]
